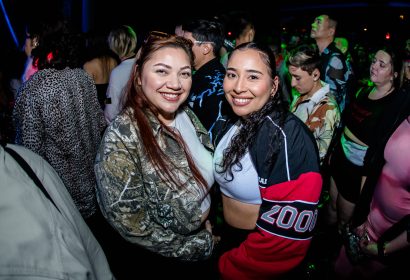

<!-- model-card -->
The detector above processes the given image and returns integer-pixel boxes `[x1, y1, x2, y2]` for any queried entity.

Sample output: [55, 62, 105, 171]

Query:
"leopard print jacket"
[13, 68, 107, 218]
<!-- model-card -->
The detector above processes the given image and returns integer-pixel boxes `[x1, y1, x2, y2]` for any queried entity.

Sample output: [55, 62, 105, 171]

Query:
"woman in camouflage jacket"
[94, 35, 217, 268]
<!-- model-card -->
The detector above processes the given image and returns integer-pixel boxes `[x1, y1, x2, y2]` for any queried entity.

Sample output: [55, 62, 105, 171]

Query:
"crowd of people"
[0, 10, 409, 280]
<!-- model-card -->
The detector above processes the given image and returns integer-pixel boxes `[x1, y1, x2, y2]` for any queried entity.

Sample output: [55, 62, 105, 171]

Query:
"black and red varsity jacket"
[219, 111, 323, 280]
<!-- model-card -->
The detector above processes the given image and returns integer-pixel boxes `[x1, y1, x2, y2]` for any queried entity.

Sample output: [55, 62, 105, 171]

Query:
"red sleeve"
[219, 172, 322, 280]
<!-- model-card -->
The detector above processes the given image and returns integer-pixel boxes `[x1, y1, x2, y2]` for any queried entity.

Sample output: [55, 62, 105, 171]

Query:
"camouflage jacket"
[94, 106, 214, 261]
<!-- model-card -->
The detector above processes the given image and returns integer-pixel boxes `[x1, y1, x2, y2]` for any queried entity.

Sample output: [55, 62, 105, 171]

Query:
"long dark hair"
[31, 19, 85, 70]
[218, 42, 288, 180]
[122, 35, 208, 191]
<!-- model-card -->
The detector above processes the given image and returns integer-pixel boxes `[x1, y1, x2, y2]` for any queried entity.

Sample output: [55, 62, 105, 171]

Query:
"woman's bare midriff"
[344, 126, 368, 147]
[222, 194, 260, 230]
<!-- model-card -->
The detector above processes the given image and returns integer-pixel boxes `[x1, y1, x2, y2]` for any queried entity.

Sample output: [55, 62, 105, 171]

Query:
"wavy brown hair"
[122, 35, 208, 191]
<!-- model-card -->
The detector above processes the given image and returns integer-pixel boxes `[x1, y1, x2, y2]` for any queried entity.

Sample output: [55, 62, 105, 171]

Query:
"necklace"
[369, 87, 394, 100]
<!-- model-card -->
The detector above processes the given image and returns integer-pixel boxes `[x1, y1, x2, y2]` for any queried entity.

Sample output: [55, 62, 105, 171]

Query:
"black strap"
[378, 214, 410, 244]
[4, 146, 61, 213]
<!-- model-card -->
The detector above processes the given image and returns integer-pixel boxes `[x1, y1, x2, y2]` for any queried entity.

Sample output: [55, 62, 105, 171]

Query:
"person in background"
[333, 82, 410, 279]
[104, 25, 137, 123]
[219, 10, 255, 68]
[213, 42, 322, 279]
[335, 36, 356, 92]
[13, 18, 106, 222]
[19, 25, 125, 274]
[311, 14, 353, 113]
[94, 35, 219, 279]
[277, 34, 307, 105]
[0, 68, 15, 143]
[334, 37, 349, 57]
[334, 37, 354, 72]
[404, 38, 410, 57]
[21, 18, 66, 84]
[0, 143, 113, 280]
[399, 54, 410, 87]
[83, 30, 119, 109]
[21, 21, 40, 83]
[287, 44, 340, 164]
[327, 46, 402, 232]
[351, 43, 372, 89]
[174, 23, 184, 36]
[182, 18, 233, 141]
[287, 44, 342, 270]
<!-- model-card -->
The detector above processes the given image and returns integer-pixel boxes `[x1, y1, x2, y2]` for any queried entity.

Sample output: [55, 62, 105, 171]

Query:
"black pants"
[86, 208, 219, 279]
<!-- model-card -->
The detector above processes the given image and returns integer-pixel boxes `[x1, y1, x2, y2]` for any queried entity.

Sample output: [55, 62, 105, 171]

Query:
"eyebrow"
[153, 63, 191, 71]
[226, 67, 263, 75]
[153, 63, 171, 68]
[374, 58, 389, 64]
[246, 69, 264, 75]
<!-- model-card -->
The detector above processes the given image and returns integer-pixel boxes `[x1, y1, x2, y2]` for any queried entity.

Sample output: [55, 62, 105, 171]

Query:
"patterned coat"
[320, 42, 353, 113]
[94, 106, 214, 261]
[13, 68, 106, 218]
[290, 82, 341, 163]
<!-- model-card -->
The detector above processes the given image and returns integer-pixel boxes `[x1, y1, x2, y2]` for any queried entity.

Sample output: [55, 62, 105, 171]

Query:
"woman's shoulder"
[260, 111, 311, 137]
[261, 110, 293, 127]
[355, 85, 373, 98]
[28, 68, 57, 81]
[83, 59, 101, 79]
[182, 106, 196, 119]
[323, 91, 339, 107]
[105, 110, 135, 135]
[19, 69, 71, 95]
[211, 114, 239, 147]
[182, 107, 207, 132]
[41, 68, 94, 85]
[112, 108, 134, 124]
[182, 107, 213, 150]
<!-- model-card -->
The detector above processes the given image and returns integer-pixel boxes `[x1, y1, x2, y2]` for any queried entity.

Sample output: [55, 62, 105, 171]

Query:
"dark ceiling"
[1, 0, 409, 53]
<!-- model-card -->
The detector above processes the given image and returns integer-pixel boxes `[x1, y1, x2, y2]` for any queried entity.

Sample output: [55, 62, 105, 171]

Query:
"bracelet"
[377, 241, 387, 258]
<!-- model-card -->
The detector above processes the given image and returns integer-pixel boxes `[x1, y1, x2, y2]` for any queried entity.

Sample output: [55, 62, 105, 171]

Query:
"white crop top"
[171, 111, 214, 213]
[213, 123, 261, 205]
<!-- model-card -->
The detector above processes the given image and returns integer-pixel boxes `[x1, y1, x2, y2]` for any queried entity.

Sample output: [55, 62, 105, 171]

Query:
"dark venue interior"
[1, 0, 409, 54]
[1, 0, 409, 279]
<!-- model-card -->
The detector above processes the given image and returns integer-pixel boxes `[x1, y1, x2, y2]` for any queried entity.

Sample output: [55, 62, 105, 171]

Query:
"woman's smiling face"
[223, 48, 278, 118]
[138, 47, 192, 124]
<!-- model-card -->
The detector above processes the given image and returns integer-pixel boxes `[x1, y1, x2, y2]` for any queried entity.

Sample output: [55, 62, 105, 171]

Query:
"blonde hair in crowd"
[108, 25, 137, 60]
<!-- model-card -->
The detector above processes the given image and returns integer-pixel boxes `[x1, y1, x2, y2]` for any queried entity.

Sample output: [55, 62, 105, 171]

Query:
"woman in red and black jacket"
[212, 42, 322, 279]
